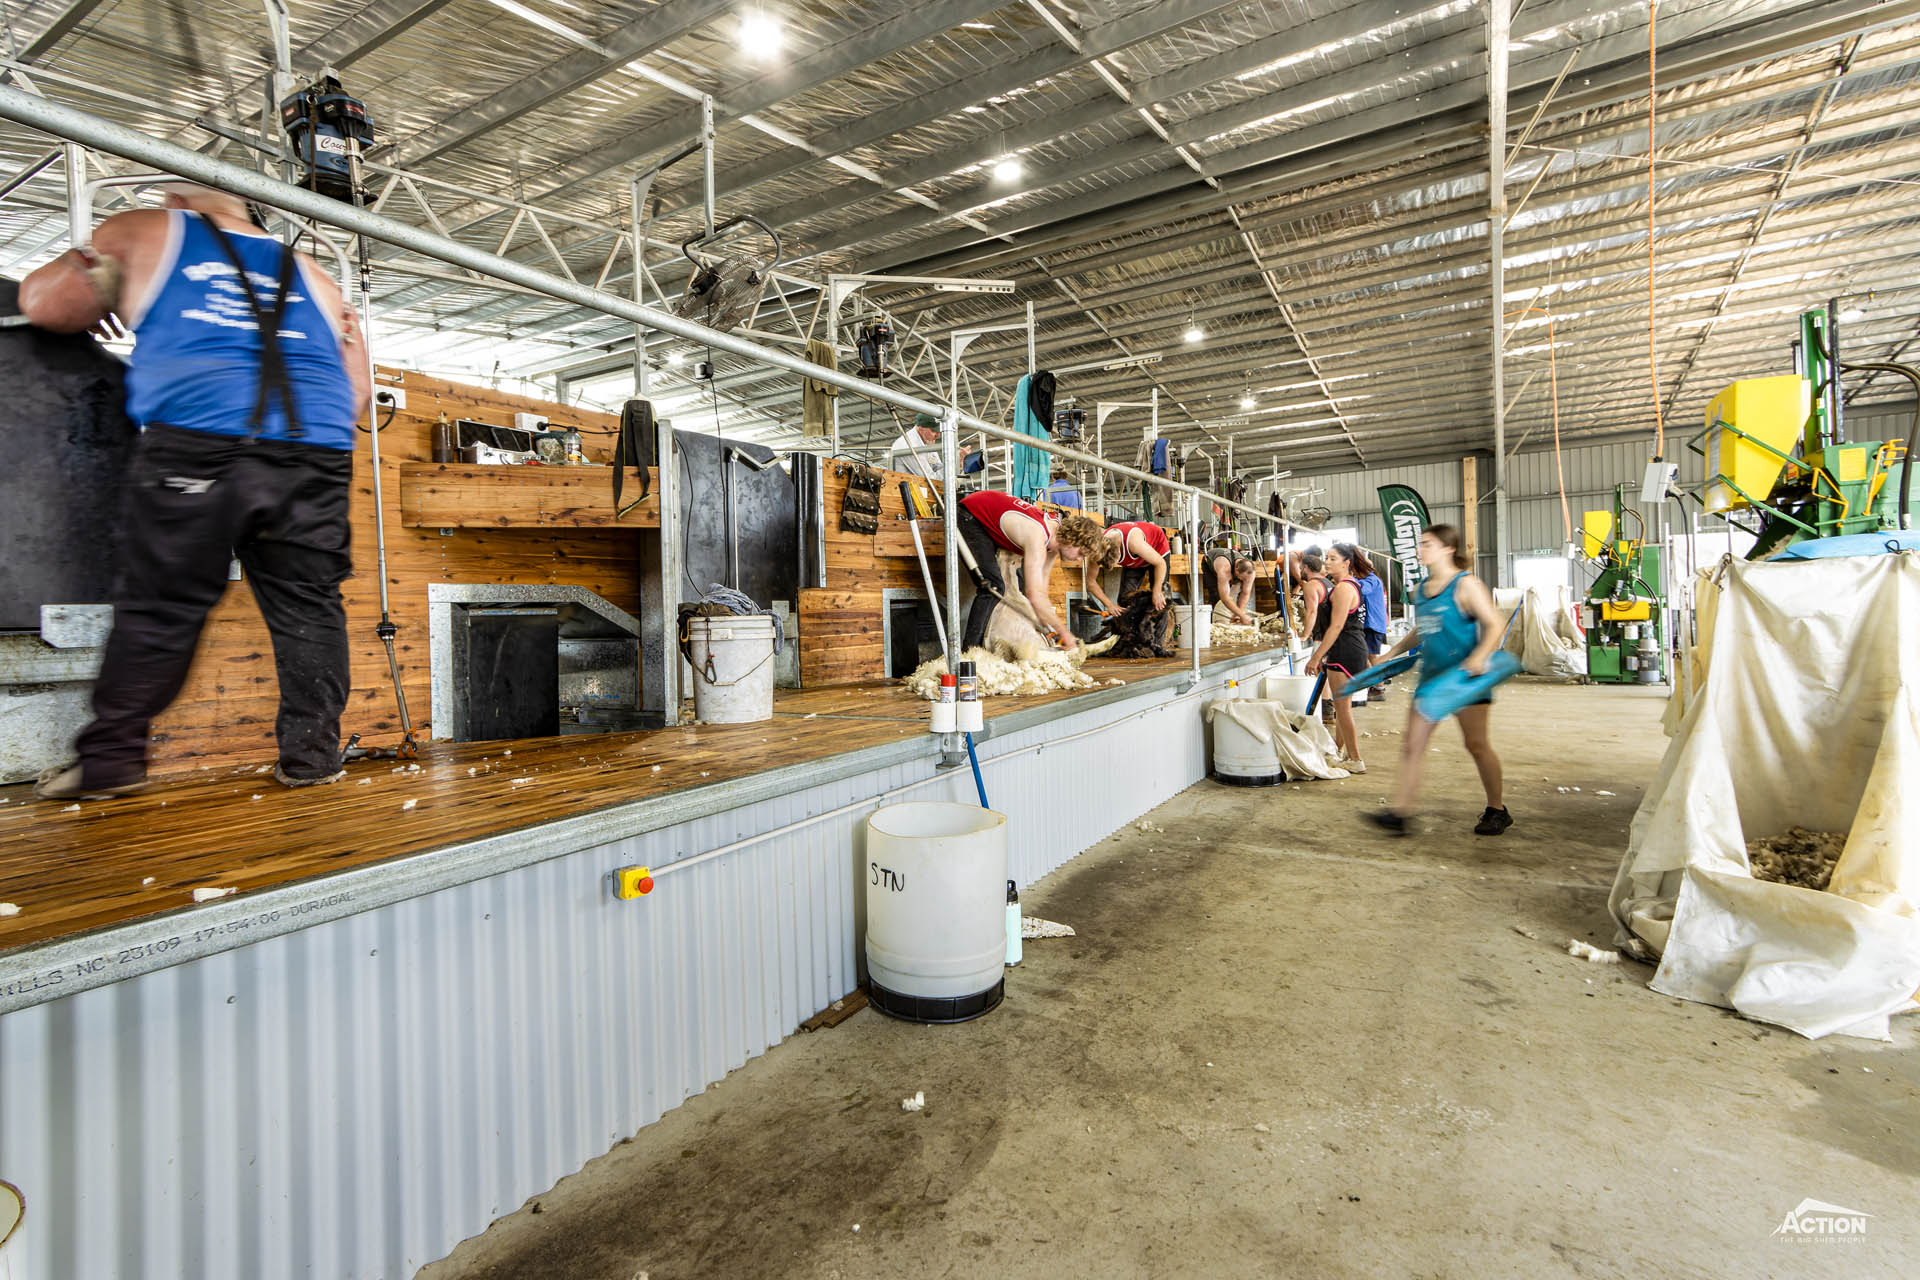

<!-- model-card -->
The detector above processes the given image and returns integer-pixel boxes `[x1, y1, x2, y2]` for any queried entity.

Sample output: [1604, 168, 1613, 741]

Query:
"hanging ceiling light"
[667, 350, 685, 366]
[1240, 392, 1257, 410]
[1838, 305, 1867, 323]
[992, 154, 1023, 183]
[1184, 323, 1204, 344]
[738, 7, 782, 58]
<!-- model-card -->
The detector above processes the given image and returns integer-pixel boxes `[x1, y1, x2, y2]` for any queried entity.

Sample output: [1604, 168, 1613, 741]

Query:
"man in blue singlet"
[22, 182, 370, 799]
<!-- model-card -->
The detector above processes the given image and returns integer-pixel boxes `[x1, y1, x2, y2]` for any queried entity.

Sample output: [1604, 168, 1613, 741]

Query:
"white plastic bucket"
[1177, 605, 1212, 649]
[687, 614, 776, 724]
[1211, 706, 1284, 786]
[1260, 673, 1318, 713]
[864, 802, 1008, 1022]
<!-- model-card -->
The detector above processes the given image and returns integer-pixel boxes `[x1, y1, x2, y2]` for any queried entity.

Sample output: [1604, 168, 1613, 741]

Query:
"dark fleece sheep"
[1096, 591, 1176, 659]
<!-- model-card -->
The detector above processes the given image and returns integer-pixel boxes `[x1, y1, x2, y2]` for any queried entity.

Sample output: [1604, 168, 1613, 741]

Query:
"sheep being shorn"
[1096, 591, 1176, 659]
[904, 636, 1120, 700]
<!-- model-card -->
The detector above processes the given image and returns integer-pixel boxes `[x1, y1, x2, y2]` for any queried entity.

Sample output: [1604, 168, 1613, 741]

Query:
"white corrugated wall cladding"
[0, 660, 1262, 1279]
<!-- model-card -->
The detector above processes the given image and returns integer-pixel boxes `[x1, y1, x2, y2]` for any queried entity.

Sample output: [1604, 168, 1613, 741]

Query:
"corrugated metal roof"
[1, 0, 1916, 464]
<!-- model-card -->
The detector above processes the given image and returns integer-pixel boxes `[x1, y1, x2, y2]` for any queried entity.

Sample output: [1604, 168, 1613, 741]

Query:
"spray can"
[1005, 880, 1022, 966]
[956, 660, 983, 731]
[931, 673, 958, 733]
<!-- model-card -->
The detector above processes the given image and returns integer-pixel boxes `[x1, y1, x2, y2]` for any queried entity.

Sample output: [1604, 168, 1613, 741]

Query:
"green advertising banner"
[1376, 483, 1431, 603]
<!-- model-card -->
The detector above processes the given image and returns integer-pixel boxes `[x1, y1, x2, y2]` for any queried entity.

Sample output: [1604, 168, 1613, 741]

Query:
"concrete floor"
[424, 682, 1917, 1280]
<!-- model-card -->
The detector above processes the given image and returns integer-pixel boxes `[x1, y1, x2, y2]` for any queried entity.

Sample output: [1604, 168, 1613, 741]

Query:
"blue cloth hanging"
[1151, 438, 1171, 475]
[1010, 373, 1052, 501]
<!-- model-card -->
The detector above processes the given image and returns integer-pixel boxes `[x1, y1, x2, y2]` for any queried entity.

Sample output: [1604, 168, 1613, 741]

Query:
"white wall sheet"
[0, 654, 1271, 1279]
[1608, 553, 1920, 1039]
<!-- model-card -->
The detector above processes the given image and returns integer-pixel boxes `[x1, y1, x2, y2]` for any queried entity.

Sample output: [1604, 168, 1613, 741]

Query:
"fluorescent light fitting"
[1838, 306, 1867, 323]
[1101, 353, 1163, 371]
[992, 155, 1023, 183]
[738, 9, 782, 57]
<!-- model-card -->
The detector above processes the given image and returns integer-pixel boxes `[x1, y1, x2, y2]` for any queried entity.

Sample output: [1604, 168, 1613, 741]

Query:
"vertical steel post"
[1026, 300, 1036, 374]
[1188, 490, 1202, 686]
[700, 93, 717, 238]
[827, 305, 840, 454]
[657, 413, 681, 726]
[63, 143, 85, 247]
[941, 407, 963, 757]
[1094, 421, 1104, 518]
[1489, 0, 1512, 588]
[629, 176, 649, 398]
[942, 407, 962, 668]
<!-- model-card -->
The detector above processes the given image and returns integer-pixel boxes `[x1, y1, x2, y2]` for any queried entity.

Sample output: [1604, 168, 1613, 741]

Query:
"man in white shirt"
[888, 412, 975, 480]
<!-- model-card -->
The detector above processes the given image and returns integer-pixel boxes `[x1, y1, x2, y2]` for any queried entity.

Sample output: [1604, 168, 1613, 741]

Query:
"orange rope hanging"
[1647, 1, 1665, 455]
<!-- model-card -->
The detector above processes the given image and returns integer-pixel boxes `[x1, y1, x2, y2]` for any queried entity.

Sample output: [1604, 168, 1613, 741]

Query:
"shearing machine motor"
[1580, 483, 1665, 685]
[279, 70, 375, 203]
[1691, 304, 1915, 558]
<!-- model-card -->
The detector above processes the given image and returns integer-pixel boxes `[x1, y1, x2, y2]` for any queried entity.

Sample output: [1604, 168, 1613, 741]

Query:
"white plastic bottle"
[1005, 880, 1023, 966]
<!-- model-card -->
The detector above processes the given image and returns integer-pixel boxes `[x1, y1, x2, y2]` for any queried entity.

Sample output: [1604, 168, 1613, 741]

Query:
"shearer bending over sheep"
[956, 490, 1110, 653]
[1085, 519, 1169, 617]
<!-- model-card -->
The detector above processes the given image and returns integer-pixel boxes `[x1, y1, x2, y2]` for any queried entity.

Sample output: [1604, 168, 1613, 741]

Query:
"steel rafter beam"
[1660, 35, 1863, 418]
[864, 0, 1920, 279]
[381, 0, 735, 167]
[640, 0, 1254, 224]
[5, 0, 108, 69]
[525, 0, 1023, 203]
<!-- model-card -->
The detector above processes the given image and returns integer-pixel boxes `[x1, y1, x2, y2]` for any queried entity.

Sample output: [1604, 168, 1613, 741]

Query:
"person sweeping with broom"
[1366, 525, 1513, 837]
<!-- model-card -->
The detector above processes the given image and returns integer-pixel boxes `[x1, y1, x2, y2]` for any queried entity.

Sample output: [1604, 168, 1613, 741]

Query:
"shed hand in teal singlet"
[1414, 573, 1479, 680]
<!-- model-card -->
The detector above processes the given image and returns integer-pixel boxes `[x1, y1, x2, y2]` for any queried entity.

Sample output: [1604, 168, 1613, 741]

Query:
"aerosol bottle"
[1005, 880, 1023, 966]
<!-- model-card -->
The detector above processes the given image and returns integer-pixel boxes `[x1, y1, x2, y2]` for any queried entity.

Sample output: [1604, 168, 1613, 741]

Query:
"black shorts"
[1323, 636, 1370, 682]
[1364, 629, 1386, 655]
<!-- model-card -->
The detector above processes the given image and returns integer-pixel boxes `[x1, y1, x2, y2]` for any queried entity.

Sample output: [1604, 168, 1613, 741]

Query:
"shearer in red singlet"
[955, 490, 1110, 652]
[1086, 519, 1169, 615]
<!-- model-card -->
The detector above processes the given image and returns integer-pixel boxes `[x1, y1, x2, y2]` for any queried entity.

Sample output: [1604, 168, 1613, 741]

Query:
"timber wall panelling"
[146, 369, 630, 776]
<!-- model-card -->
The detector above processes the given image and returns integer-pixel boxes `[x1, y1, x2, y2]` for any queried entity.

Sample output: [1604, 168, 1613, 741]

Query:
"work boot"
[1474, 806, 1514, 836]
[274, 764, 346, 788]
[1365, 809, 1409, 837]
[34, 763, 147, 801]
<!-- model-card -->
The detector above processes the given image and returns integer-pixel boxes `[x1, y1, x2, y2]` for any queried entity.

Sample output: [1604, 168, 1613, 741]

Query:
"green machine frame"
[1582, 483, 1665, 685]
[1690, 306, 1913, 557]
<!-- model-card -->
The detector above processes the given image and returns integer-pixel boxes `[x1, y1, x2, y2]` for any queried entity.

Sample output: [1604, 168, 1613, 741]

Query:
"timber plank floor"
[0, 646, 1276, 954]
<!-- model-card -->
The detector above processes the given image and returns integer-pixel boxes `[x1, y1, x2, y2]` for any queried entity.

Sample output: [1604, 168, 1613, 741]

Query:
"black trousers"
[959, 507, 1021, 651]
[76, 426, 354, 784]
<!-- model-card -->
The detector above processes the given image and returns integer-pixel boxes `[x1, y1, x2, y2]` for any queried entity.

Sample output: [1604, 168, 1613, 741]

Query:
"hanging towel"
[1027, 370, 1056, 429]
[1010, 373, 1052, 501]
[1151, 438, 1171, 475]
[802, 338, 838, 436]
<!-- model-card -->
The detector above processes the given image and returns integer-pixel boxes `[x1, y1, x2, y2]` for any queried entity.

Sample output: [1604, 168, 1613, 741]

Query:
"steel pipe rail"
[0, 87, 1393, 570]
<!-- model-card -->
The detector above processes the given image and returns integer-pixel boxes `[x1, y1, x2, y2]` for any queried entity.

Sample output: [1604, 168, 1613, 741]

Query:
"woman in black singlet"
[1305, 543, 1373, 772]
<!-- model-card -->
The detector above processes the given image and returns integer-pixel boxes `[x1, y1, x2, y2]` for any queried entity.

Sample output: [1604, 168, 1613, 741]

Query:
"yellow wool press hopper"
[1698, 374, 1809, 514]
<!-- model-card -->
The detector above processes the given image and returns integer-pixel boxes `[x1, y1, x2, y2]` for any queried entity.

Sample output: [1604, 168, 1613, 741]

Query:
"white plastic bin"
[1177, 604, 1212, 650]
[1260, 673, 1318, 714]
[1211, 705, 1285, 786]
[864, 802, 1009, 1022]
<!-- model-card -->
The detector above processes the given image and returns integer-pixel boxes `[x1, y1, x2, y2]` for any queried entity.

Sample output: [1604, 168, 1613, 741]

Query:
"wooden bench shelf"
[399, 462, 659, 529]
